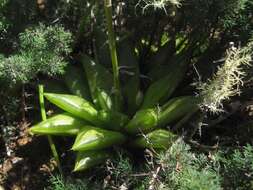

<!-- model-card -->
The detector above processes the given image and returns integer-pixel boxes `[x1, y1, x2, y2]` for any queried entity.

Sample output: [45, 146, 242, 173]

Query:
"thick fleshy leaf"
[125, 109, 158, 134]
[147, 40, 176, 72]
[43, 93, 100, 125]
[40, 79, 69, 94]
[93, 26, 111, 68]
[118, 40, 141, 114]
[72, 126, 126, 151]
[30, 112, 88, 136]
[81, 55, 115, 111]
[74, 150, 112, 172]
[124, 77, 143, 115]
[64, 64, 91, 101]
[125, 96, 199, 134]
[97, 110, 129, 131]
[141, 59, 188, 109]
[147, 64, 173, 82]
[158, 96, 199, 127]
[131, 129, 176, 149]
[147, 37, 190, 74]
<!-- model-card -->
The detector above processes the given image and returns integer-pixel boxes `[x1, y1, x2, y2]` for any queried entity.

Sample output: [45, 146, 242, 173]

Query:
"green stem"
[39, 85, 63, 175]
[104, 0, 121, 111]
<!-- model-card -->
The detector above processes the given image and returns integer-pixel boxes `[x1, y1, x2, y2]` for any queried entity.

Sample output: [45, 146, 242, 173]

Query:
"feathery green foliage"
[19, 24, 72, 75]
[0, 0, 8, 40]
[218, 145, 253, 190]
[0, 53, 33, 86]
[220, 0, 250, 30]
[46, 175, 90, 190]
[0, 24, 72, 87]
[45, 143, 253, 190]
[157, 139, 222, 190]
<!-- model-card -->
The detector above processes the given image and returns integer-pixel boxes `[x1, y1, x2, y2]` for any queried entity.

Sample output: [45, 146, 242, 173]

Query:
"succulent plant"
[30, 50, 198, 171]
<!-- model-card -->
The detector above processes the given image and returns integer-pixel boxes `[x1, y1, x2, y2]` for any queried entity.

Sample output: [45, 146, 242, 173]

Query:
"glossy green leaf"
[147, 40, 175, 72]
[74, 150, 112, 172]
[147, 47, 192, 82]
[125, 109, 158, 134]
[119, 40, 141, 114]
[40, 79, 69, 94]
[30, 112, 88, 136]
[93, 26, 111, 68]
[158, 96, 199, 127]
[72, 126, 126, 151]
[81, 54, 115, 111]
[141, 60, 188, 109]
[147, 64, 173, 83]
[64, 64, 91, 101]
[97, 110, 129, 131]
[117, 40, 139, 75]
[131, 129, 176, 149]
[124, 77, 143, 115]
[43, 93, 100, 125]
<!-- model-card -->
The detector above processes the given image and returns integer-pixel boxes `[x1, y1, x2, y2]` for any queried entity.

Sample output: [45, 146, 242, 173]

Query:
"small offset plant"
[29, 0, 253, 173]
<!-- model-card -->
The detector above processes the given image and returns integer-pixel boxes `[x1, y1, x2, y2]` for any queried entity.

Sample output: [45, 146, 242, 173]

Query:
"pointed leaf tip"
[72, 126, 126, 151]
[73, 150, 112, 172]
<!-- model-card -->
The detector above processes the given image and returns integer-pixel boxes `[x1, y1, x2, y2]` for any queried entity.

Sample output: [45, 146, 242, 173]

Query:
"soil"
[0, 121, 57, 190]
